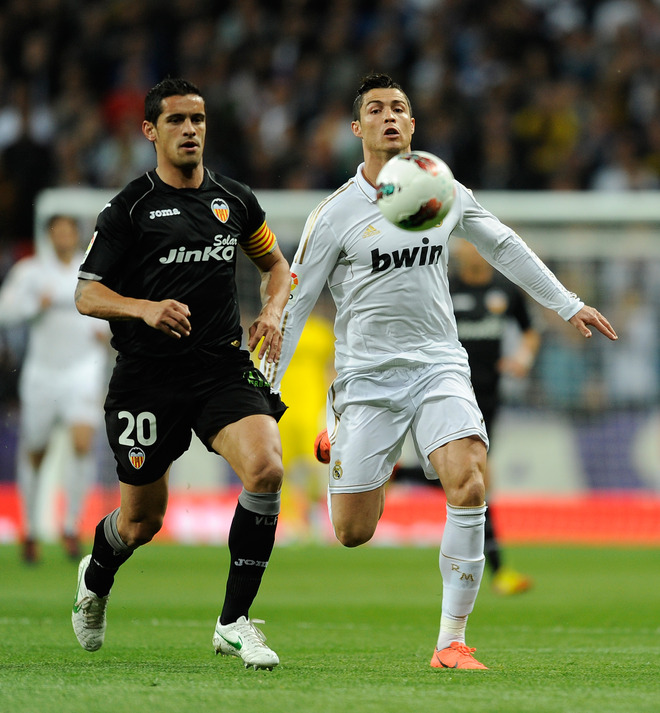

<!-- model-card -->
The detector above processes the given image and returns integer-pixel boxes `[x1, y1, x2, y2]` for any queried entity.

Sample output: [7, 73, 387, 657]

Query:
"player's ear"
[410, 117, 415, 135]
[142, 120, 156, 143]
[351, 120, 362, 139]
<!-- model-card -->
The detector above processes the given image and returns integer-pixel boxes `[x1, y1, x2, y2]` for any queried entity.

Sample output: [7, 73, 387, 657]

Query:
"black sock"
[220, 493, 279, 625]
[85, 509, 134, 597]
[484, 507, 502, 574]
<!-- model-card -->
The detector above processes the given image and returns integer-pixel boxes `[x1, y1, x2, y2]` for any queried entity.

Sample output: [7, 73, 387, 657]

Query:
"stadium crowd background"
[2, 0, 660, 253]
[1, 0, 660, 508]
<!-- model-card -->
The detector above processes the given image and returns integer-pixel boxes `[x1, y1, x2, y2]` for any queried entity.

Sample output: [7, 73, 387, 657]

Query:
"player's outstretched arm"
[568, 305, 618, 341]
[75, 278, 191, 339]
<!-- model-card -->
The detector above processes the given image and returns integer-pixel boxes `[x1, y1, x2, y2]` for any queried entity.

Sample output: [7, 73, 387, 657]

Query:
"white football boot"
[72, 554, 110, 652]
[212, 616, 279, 670]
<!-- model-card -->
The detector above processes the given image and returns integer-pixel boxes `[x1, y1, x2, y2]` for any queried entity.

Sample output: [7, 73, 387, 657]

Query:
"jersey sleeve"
[236, 189, 277, 258]
[261, 210, 341, 393]
[452, 184, 584, 321]
[78, 198, 135, 284]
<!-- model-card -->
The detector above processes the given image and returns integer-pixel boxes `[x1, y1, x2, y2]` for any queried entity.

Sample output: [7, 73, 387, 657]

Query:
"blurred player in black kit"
[71, 78, 290, 670]
[450, 239, 540, 595]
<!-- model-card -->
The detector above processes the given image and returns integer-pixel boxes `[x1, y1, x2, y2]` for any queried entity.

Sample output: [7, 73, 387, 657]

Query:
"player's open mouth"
[384, 128, 399, 136]
[181, 141, 198, 150]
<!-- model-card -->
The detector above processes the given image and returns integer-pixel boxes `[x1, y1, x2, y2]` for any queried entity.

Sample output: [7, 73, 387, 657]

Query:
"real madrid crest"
[332, 460, 343, 480]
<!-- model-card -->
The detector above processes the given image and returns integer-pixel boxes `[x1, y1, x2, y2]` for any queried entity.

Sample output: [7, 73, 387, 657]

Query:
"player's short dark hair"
[352, 73, 411, 121]
[144, 78, 203, 123]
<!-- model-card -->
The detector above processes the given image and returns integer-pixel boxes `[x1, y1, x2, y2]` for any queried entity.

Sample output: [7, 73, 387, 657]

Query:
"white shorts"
[19, 359, 105, 451]
[325, 362, 488, 494]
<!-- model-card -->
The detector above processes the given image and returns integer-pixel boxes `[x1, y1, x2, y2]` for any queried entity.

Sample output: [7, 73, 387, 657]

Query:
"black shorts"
[104, 347, 287, 485]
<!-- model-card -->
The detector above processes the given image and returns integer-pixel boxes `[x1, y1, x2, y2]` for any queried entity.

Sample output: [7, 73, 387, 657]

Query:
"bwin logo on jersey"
[371, 237, 443, 273]
[159, 235, 238, 264]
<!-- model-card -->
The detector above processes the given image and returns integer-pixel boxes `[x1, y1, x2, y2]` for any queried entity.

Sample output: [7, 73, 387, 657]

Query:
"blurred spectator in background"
[0, 215, 110, 563]
[0, 82, 55, 242]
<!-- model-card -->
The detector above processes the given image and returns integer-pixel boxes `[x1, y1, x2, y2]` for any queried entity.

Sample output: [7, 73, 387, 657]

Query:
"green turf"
[0, 543, 658, 713]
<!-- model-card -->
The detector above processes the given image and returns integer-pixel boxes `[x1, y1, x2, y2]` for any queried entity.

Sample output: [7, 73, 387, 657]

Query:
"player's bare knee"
[335, 530, 371, 548]
[447, 476, 485, 508]
[122, 517, 163, 548]
[244, 459, 283, 493]
[334, 522, 375, 548]
[72, 441, 93, 457]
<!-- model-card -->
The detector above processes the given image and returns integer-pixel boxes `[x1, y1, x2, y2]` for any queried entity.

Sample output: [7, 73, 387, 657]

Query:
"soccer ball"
[376, 151, 455, 231]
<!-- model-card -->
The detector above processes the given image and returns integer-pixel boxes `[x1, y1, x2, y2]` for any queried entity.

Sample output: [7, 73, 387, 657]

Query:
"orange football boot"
[430, 641, 488, 670]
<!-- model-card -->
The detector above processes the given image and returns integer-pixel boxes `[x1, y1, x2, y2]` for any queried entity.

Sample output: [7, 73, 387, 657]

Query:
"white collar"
[354, 163, 378, 203]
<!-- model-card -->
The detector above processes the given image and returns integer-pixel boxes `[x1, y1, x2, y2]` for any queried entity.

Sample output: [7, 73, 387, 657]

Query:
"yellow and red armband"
[241, 221, 277, 258]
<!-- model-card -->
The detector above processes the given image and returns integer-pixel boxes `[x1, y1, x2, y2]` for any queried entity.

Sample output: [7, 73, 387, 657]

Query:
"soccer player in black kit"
[450, 240, 540, 595]
[71, 78, 290, 670]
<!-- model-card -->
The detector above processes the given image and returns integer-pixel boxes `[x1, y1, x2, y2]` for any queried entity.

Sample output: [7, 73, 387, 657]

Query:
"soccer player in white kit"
[0, 215, 110, 563]
[262, 73, 618, 670]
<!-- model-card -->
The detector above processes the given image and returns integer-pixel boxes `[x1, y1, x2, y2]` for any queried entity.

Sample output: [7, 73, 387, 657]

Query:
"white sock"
[63, 452, 94, 535]
[436, 502, 486, 650]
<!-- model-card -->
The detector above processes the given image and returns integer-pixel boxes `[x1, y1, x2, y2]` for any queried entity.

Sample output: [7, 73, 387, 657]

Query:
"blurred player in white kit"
[0, 215, 110, 563]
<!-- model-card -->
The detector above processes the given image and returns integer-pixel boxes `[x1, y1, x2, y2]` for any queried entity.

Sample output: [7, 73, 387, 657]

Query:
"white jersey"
[0, 248, 110, 375]
[264, 164, 583, 391]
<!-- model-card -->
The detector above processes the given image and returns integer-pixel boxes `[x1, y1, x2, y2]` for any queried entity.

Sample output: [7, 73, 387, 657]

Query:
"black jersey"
[79, 168, 270, 358]
[450, 271, 533, 399]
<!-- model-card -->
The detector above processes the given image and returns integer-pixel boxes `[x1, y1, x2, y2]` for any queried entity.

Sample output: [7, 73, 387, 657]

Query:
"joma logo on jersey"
[149, 208, 181, 219]
[159, 235, 238, 264]
[371, 237, 443, 273]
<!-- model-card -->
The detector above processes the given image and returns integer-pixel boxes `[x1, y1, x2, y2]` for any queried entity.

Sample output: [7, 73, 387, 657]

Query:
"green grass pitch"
[0, 543, 657, 713]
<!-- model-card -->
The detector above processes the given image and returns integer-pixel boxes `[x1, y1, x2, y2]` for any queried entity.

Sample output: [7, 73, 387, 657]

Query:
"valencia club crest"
[212, 198, 230, 223]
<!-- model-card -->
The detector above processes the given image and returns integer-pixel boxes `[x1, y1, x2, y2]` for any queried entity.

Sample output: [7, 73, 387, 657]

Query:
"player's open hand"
[569, 306, 617, 341]
[143, 299, 191, 339]
[248, 311, 283, 362]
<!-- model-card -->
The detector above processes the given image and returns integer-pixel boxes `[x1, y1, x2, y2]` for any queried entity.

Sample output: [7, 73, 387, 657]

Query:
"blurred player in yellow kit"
[277, 309, 335, 539]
